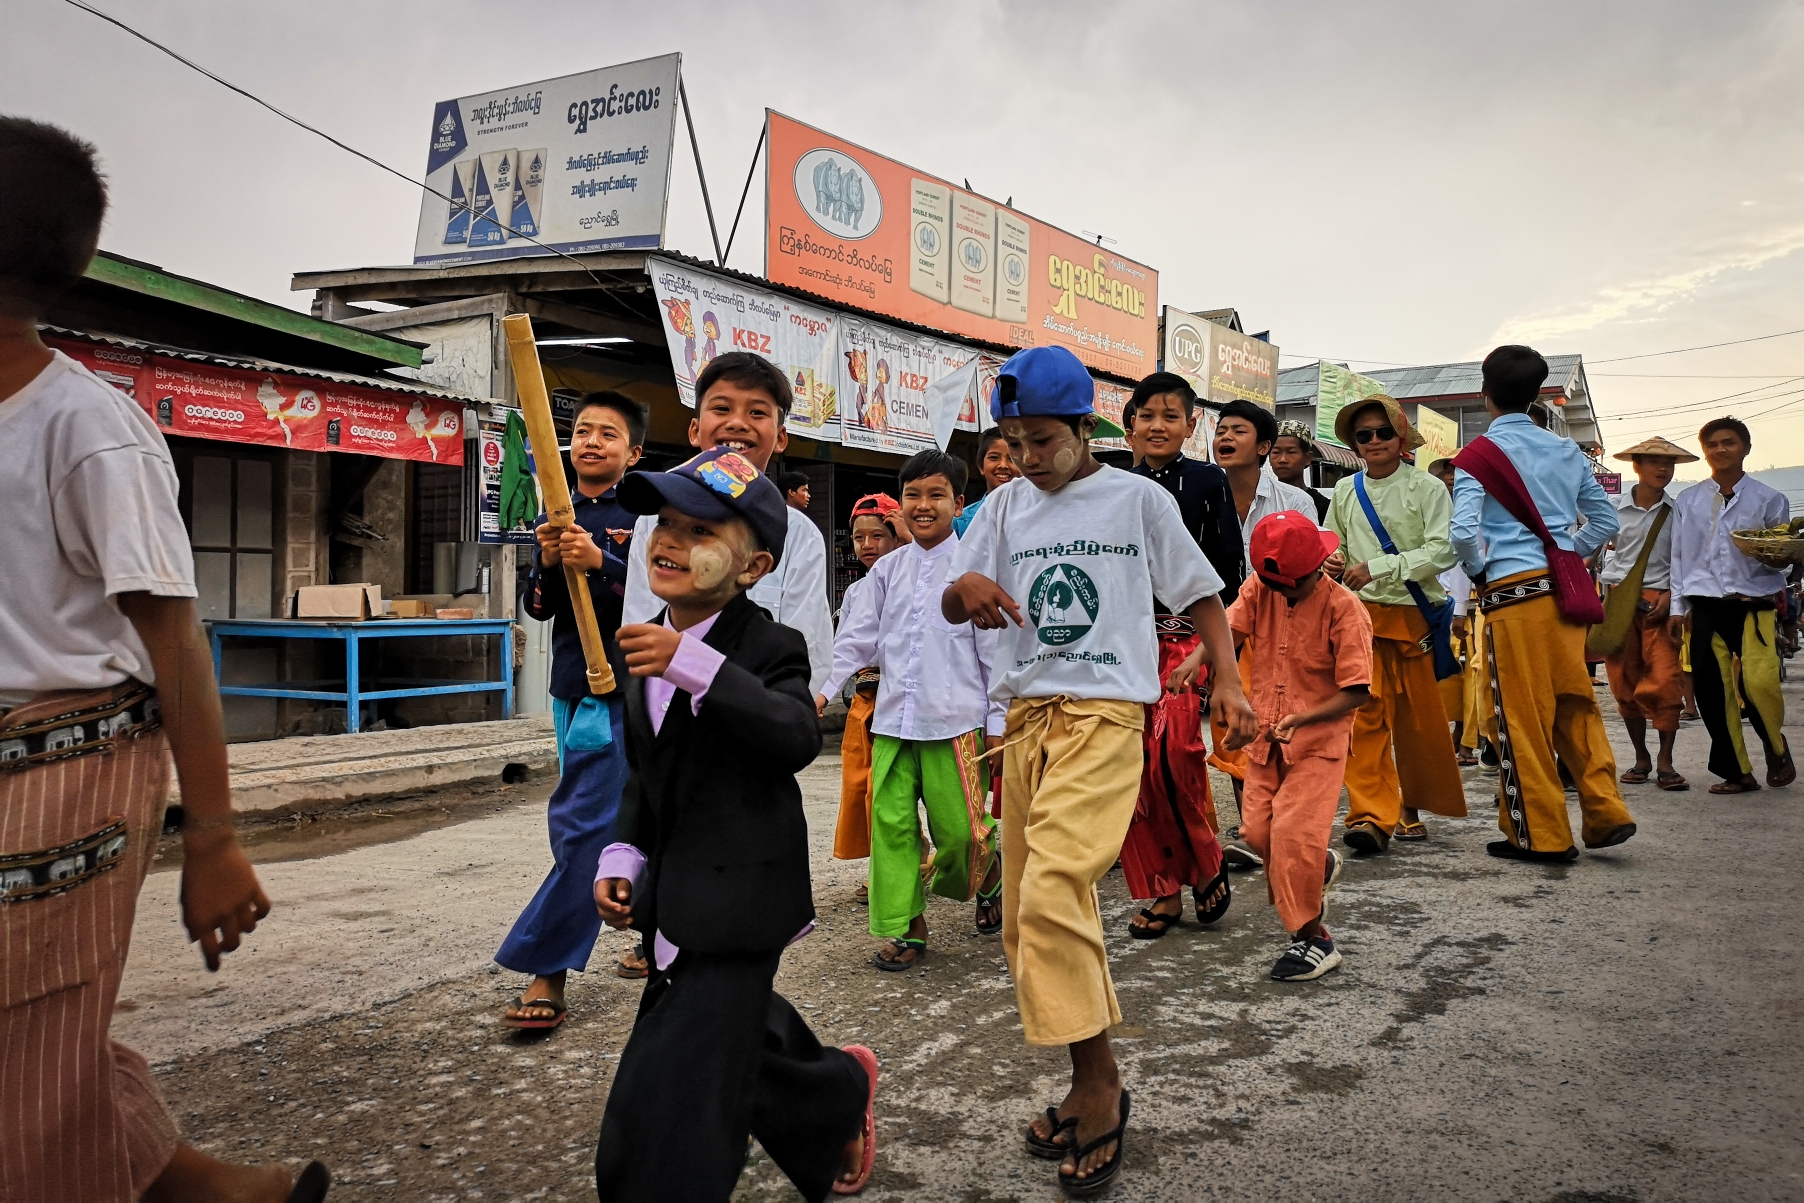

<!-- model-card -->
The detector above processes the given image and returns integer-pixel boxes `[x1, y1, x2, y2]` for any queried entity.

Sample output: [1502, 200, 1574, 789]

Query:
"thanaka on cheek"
[687, 543, 734, 591]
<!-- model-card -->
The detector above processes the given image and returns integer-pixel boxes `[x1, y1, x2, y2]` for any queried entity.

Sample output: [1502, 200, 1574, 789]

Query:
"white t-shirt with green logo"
[949, 466, 1225, 705]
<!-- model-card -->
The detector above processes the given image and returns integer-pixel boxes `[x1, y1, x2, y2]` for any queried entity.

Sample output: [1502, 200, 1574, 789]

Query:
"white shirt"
[1241, 466, 1319, 560]
[0, 352, 197, 705]
[625, 502, 833, 694]
[1668, 476, 1791, 616]
[820, 536, 1004, 740]
[1438, 564, 1472, 617]
[950, 467, 1226, 705]
[1599, 487, 1675, 591]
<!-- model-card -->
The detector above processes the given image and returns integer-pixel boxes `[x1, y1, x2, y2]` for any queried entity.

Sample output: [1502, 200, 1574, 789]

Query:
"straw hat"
[1333, 393, 1425, 452]
[1612, 435, 1699, 464]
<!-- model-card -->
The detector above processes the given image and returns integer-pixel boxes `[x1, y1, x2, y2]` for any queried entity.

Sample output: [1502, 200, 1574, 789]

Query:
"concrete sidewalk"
[180, 715, 558, 816]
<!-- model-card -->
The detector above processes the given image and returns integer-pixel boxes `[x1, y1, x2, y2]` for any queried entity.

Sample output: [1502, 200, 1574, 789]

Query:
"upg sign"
[1168, 321, 1207, 379]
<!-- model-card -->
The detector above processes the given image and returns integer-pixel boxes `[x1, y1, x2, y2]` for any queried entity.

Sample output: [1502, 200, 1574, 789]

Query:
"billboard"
[764, 113, 1158, 379]
[413, 54, 681, 266]
[647, 256, 982, 454]
[1161, 307, 1279, 409]
[1314, 362, 1389, 449]
[1414, 406, 1460, 464]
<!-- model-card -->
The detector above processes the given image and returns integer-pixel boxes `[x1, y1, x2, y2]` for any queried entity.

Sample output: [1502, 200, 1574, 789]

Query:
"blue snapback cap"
[616, 447, 789, 566]
[989, 345, 1125, 438]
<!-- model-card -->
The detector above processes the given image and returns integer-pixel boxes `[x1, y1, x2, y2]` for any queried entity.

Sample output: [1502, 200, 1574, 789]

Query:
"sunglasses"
[1353, 426, 1398, 445]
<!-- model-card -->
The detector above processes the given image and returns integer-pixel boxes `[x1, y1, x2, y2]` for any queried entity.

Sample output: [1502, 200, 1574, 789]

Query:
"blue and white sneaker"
[1270, 935, 1342, 982]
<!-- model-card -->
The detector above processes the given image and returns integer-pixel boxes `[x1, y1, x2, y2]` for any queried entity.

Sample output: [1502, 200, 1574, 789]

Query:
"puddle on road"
[151, 777, 555, 874]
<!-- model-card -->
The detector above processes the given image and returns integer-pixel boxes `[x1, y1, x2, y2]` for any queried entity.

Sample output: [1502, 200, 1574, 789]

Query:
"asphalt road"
[118, 685, 1804, 1201]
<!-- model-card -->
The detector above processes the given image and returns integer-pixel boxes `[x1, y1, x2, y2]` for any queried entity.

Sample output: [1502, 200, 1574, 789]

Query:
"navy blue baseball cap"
[617, 447, 789, 566]
[989, 345, 1125, 438]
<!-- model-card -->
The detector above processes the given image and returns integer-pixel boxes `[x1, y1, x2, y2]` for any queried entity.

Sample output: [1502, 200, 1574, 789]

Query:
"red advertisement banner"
[51, 337, 465, 465]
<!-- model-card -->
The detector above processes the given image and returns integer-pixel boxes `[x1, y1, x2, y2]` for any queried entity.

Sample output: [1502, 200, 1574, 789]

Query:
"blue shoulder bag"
[1352, 474, 1460, 680]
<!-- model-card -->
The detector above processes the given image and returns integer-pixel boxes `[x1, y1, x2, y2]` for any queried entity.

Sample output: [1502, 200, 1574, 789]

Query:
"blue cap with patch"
[989, 345, 1125, 439]
[617, 447, 789, 566]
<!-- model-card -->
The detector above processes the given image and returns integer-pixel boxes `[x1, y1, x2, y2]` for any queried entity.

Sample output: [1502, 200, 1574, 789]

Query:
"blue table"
[206, 618, 515, 733]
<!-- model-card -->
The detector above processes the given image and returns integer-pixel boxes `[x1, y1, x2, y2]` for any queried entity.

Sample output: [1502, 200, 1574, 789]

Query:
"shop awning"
[45, 328, 468, 465]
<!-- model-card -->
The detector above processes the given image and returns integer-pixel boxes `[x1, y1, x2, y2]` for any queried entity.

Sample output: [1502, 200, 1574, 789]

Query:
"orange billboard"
[764, 112, 1158, 379]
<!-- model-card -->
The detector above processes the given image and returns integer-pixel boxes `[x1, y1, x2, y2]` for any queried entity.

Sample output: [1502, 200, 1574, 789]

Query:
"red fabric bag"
[1452, 436, 1605, 626]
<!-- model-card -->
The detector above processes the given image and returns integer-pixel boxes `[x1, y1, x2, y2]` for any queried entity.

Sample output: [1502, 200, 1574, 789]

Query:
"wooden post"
[501, 313, 617, 697]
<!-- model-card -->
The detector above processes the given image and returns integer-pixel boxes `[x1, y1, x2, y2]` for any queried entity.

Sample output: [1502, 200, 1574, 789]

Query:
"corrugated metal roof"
[1277, 356, 1583, 404]
[41, 325, 478, 404]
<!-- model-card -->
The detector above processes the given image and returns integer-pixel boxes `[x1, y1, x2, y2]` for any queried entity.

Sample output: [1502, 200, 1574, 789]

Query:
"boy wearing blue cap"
[944, 346, 1256, 1196]
[592, 447, 878, 1201]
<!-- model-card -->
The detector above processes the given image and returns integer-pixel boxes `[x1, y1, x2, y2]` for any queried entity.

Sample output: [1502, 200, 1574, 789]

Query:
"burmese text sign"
[1161, 308, 1279, 409]
[1315, 362, 1389, 448]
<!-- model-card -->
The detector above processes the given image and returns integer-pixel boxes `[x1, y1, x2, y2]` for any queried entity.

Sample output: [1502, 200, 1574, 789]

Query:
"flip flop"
[502, 994, 566, 1031]
[1656, 770, 1690, 792]
[1394, 822, 1428, 842]
[1192, 865, 1232, 925]
[874, 939, 925, 971]
[832, 1045, 879, 1195]
[287, 1161, 331, 1203]
[974, 885, 1003, 935]
[1057, 1089, 1131, 1198]
[616, 944, 650, 979]
[1768, 750, 1796, 788]
[1619, 767, 1651, 784]
[1709, 777, 1761, 795]
[1127, 907, 1180, 939]
[1025, 1105, 1079, 1160]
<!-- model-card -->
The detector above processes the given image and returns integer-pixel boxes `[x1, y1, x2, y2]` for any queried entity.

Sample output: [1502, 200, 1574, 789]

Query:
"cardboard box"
[389, 600, 436, 619]
[435, 607, 476, 620]
[290, 584, 382, 620]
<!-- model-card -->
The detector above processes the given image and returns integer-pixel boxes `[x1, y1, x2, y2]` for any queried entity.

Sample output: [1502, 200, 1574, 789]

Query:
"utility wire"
[60, 0, 609, 290]
[1589, 327, 1804, 363]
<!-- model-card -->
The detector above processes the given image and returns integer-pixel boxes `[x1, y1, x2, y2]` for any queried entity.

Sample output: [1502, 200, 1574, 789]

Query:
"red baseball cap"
[1249, 511, 1340, 588]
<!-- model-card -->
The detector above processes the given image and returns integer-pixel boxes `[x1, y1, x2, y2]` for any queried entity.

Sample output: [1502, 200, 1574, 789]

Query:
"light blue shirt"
[1450, 413, 1618, 581]
[1667, 475, 1790, 616]
[952, 496, 984, 538]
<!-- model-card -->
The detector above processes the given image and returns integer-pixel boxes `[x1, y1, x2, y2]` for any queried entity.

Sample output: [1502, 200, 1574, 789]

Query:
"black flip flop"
[1192, 866, 1232, 925]
[1057, 1090, 1130, 1197]
[974, 886, 1003, 935]
[1127, 907, 1179, 939]
[874, 938, 925, 971]
[1025, 1106, 1079, 1159]
[288, 1160, 331, 1203]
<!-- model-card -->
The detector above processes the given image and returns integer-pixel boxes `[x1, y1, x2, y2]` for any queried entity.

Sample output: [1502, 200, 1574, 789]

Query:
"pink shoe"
[833, 1045, 879, 1194]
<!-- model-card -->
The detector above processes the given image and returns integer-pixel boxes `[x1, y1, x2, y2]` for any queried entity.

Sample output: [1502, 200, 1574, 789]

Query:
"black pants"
[1687, 595, 1786, 781]
[594, 949, 868, 1203]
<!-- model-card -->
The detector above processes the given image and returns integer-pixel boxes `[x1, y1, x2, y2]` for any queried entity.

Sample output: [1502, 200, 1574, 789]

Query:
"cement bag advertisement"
[413, 53, 681, 265]
[764, 112, 1159, 380]
[833, 316, 983, 456]
[1161, 307, 1279, 409]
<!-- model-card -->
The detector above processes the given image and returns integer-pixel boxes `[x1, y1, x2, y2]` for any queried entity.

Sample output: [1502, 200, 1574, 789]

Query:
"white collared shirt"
[1669, 475, 1791, 616]
[820, 535, 1005, 740]
[1599, 487, 1675, 590]
[1240, 465, 1320, 560]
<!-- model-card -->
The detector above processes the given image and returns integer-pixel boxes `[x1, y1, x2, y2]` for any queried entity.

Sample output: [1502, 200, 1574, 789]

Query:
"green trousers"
[868, 731, 995, 939]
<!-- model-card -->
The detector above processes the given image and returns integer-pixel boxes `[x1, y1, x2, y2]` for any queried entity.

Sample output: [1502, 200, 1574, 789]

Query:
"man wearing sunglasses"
[1326, 397, 1467, 854]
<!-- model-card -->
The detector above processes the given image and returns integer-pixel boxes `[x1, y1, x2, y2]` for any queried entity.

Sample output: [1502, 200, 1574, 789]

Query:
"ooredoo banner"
[413, 54, 681, 266]
[52, 337, 465, 465]
[1161, 307, 1279, 409]
[764, 112, 1159, 380]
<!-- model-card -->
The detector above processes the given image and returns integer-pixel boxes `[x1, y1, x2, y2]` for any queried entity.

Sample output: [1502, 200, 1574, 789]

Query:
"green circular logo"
[1028, 563, 1100, 646]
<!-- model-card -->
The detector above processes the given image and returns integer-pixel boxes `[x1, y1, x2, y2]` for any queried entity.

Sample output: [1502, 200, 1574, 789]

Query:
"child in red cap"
[1176, 510, 1373, 981]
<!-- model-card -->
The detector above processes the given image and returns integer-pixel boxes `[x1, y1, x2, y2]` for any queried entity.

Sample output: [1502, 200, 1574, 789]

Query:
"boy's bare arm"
[1270, 686, 1370, 742]
[1183, 594, 1257, 746]
[116, 592, 270, 971]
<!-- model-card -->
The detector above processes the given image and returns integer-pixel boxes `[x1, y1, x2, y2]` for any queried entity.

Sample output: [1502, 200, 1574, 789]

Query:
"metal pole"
[722, 119, 768, 267]
[679, 78, 724, 266]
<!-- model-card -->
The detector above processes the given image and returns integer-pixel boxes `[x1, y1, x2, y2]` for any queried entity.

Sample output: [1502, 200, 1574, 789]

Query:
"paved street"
[120, 685, 1804, 1201]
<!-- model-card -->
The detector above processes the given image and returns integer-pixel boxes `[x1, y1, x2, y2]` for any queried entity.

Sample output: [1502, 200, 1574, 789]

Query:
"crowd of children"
[10, 111, 1801, 1203]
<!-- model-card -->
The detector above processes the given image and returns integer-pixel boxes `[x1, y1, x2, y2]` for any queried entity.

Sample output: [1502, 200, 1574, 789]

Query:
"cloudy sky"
[8, 0, 1804, 473]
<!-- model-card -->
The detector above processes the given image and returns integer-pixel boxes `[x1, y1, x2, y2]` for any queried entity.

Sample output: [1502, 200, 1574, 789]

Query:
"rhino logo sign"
[793, 148, 882, 240]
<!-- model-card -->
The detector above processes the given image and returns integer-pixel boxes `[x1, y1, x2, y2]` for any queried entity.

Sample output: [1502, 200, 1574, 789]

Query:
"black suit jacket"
[616, 592, 823, 955]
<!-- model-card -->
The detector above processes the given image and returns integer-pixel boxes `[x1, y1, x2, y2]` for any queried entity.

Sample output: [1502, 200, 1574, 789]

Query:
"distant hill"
[1671, 466, 1804, 511]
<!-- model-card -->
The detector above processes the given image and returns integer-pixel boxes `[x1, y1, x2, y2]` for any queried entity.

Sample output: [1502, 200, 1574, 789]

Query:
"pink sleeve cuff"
[664, 631, 727, 714]
[596, 842, 647, 889]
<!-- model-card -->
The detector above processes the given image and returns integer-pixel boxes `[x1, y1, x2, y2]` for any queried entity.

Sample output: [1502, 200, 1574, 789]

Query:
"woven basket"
[1730, 529, 1804, 569]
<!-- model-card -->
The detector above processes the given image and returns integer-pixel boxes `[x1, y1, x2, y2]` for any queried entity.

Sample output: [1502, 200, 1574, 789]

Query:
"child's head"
[975, 428, 1017, 492]
[0, 117, 107, 322]
[898, 449, 966, 545]
[849, 494, 905, 568]
[1269, 420, 1317, 486]
[1249, 511, 1340, 602]
[570, 392, 645, 491]
[1127, 372, 1199, 467]
[1699, 416, 1752, 474]
[1214, 399, 1278, 470]
[778, 470, 811, 511]
[989, 346, 1122, 493]
[1481, 345, 1549, 415]
[690, 352, 794, 471]
[618, 447, 789, 615]
[1428, 457, 1457, 493]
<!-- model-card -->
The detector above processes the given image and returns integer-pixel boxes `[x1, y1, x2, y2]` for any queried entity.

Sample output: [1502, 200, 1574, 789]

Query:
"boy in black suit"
[592, 447, 878, 1201]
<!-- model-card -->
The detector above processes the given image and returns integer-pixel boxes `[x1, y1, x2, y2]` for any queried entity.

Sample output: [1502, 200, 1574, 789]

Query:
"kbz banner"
[764, 112, 1159, 380]
[413, 54, 681, 265]
[647, 256, 980, 453]
[53, 337, 465, 465]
